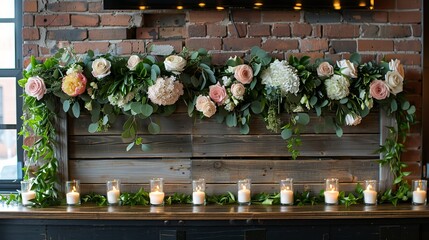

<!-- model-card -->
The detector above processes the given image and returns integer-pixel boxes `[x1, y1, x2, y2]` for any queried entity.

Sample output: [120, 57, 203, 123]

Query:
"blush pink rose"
[209, 82, 227, 105]
[230, 83, 246, 99]
[195, 95, 216, 118]
[25, 76, 47, 100]
[234, 64, 253, 84]
[369, 80, 390, 100]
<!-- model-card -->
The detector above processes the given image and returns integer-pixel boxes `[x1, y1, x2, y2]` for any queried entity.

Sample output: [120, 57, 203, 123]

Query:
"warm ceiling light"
[296, 3, 302, 7]
[216, 6, 224, 10]
[293, 6, 302, 10]
[254, 2, 263, 6]
[177, 5, 184, 9]
[358, 1, 366, 7]
[370, 0, 374, 9]
[139, 5, 147, 10]
[333, 0, 341, 10]
[198, 2, 206, 7]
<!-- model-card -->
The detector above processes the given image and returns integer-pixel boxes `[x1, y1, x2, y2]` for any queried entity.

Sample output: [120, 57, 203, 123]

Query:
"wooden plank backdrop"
[67, 109, 383, 195]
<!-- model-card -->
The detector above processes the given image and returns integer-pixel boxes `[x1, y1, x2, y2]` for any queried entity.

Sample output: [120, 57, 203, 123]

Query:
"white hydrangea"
[148, 76, 184, 106]
[324, 74, 350, 100]
[261, 59, 300, 96]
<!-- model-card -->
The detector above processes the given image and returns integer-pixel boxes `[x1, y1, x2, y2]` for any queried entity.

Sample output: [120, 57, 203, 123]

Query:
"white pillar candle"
[21, 190, 36, 206]
[107, 186, 120, 204]
[192, 191, 205, 205]
[413, 187, 427, 205]
[238, 187, 251, 203]
[280, 189, 294, 205]
[324, 190, 339, 205]
[149, 191, 165, 205]
[363, 186, 377, 205]
[66, 190, 80, 205]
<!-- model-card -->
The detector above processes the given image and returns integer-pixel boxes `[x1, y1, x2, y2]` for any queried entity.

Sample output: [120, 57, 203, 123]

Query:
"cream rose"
[164, 55, 187, 74]
[385, 71, 404, 95]
[62, 72, 87, 97]
[234, 64, 254, 84]
[345, 113, 362, 126]
[209, 82, 227, 105]
[337, 59, 357, 78]
[317, 62, 334, 77]
[369, 80, 390, 100]
[91, 58, 111, 79]
[25, 76, 47, 100]
[230, 83, 245, 99]
[195, 95, 216, 117]
[389, 59, 405, 78]
[127, 55, 141, 71]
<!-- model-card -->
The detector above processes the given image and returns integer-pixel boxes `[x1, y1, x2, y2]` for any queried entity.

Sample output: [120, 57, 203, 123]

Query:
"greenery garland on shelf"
[13, 46, 415, 207]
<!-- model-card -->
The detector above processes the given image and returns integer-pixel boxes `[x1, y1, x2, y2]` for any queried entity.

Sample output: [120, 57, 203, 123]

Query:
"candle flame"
[155, 185, 160, 192]
[366, 185, 372, 191]
[329, 184, 335, 191]
[196, 186, 201, 192]
[242, 185, 247, 191]
[417, 187, 421, 191]
[72, 186, 76, 193]
[113, 186, 117, 191]
[286, 186, 290, 190]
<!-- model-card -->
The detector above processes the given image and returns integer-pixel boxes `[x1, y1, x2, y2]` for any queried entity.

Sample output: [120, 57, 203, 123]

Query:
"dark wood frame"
[423, 0, 428, 179]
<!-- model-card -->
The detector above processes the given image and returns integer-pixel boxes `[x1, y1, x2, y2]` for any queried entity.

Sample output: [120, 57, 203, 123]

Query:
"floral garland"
[18, 46, 415, 206]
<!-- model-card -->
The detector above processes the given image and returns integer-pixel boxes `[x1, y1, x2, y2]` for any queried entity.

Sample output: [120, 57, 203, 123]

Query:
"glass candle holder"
[106, 179, 121, 205]
[280, 178, 294, 205]
[65, 180, 81, 206]
[363, 180, 378, 205]
[192, 178, 206, 205]
[237, 179, 251, 205]
[20, 180, 36, 206]
[149, 178, 165, 206]
[412, 180, 427, 205]
[324, 178, 339, 205]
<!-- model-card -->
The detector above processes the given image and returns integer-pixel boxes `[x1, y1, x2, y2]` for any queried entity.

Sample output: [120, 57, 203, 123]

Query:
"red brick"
[262, 11, 300, 22]
[272, 23, 290, 37]
[404, 134, 421, 149]
[159, 27, 184, 39]
[71, 15, 99, 27]
[397, 0, 421, 9]
[228, 23, 247, 37]
[374, 0, 395, 9]
[361, 25, 379, 38]
[100, 14, 131, 26]
[291, 23, 311, 38]
[188, 11, 227, 23]
[383, 54, 421, 66]
[323, 24, 359, 38]
[185, 38, 221, 51]
[131, 40, 146, 53]
[57, 41, 71, 49]
[206, 24, 227, 37]
[395, 40, 422, 52]
[23, 15, 34, 27]
[116, 41, 132, 55]
[223, 38, 261, 51]
[231, 10, 261, 23]
[389, 11, 422, 24]
[22, 28, 39, 40]
[88, 29, 129, 40]
[35, 14, 70, 27]
[136, 27, 159, 39]
[262, 39, 298, 52]
[73, 42, 110, 54]
[148, 40, 183, 53]
[330, 40, 357, 53]
[412, 24, 422, 37]
[23, 44, 38, 57]
[47, 29, 87, 41]
[380, 26, 412, 38]
[270, 53, 285, 60]
[248, 24, 270, 37]
[89, 2, 104, 12]
[47, 2, 87, 12]
[358, 40, 394, 52]
[300, 39, 329, 52]
[186, 24, 206, 37]
[210, 52, 245, 65]
[24, 0, 37, 13]
[342, 11, 388, 23]
[40, 47, 51, 56]
[312, 25, 322, 38]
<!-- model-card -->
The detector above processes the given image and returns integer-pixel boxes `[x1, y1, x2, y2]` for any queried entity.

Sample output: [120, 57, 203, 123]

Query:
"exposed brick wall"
[22, 0, 423, 177]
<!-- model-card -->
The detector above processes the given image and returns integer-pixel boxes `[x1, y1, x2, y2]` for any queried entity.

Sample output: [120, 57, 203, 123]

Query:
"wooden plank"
[69, 135, 192, 159]
[69, 159, 191, 184]
[80, 183, 361, 195]
[192, 134, 380, 158]
[191, 159, 379, 183]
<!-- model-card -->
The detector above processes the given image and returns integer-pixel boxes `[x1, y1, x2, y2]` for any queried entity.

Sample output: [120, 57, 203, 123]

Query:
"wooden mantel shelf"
[1, 204, 429, 221]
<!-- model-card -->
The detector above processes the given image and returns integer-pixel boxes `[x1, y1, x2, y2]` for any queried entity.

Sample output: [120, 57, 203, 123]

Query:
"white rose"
[91, 58, 111, 79]
[164, 55, 187, 74]
[127, 55, 141, 71]
[325, 74, 350, 100]
[345, 113, 362, 126]
[337, 59, 357, 78]
[385, 71, 404, 95]
[230, 83, 245, 99]
[317, 62, 334, 77]
[389, 59, 405, 78]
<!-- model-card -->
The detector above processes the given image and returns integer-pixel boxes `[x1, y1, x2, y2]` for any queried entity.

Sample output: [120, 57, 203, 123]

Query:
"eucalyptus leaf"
[130, 102, 143, 114]
[407, 105, 416, 115]
[296, 113, 310, 125]
[88, 122, 99, 133]
[141, 144, 152, 152]
[240, 124, 250, 134]
[72, 102, 80, 118]
[251, 101, 263, 114]
[390, 99, 398, 112]
[281, 128, 293, 140]
[339, 98, 348, 104]
[141, 104, 154, 117]
[148, 122, 161, 134]
[126, 142, 135, 152]
[226, 113, 237, 127]
[335, 126, 343, 137]
[102, 115, 109, 125]
[401, 101, 410, 110]
[63, 100, 71, 112]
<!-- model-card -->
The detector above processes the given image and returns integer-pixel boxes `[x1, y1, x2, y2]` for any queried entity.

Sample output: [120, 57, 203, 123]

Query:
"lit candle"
[412, 180, 427, 205]
[21, 190, 36, 206]
[66, 186, 80, 205]
[149, 189, 165, 205]
[363, 180, 377, 205]
[324, 178, 339, 205]
[149, 178, 164, 206]
[280, 187, 294, 205]
[192, 190, 206, 205]
[192, 179, 206, 205]
[107, 186, 120, 204]
[238, 186, 251, 203]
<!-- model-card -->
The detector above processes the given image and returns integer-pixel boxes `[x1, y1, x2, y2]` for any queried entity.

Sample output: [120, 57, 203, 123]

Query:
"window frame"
[0, 0, 23, 191]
